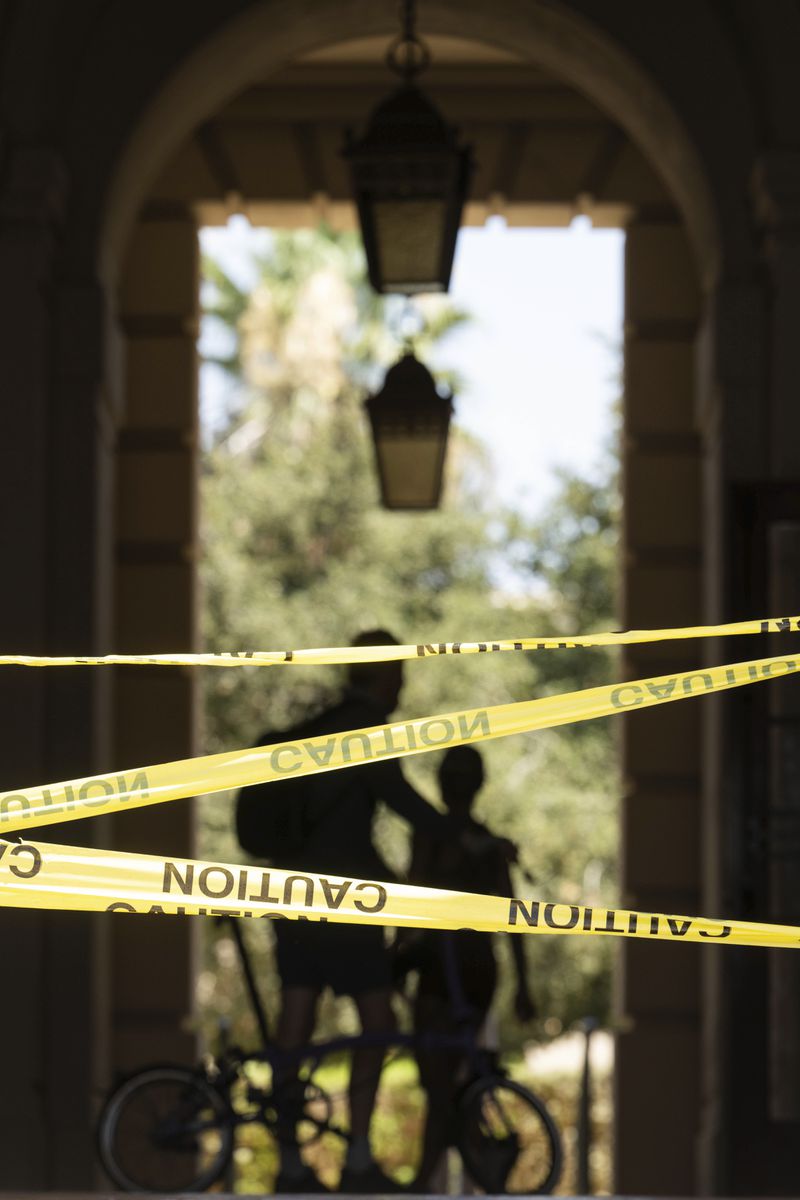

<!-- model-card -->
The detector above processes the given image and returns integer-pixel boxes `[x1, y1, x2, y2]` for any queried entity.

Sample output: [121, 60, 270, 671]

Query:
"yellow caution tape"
[1, 614, 799, 668]
[1, 652, 797, 835]
[0, 838, 797, 949]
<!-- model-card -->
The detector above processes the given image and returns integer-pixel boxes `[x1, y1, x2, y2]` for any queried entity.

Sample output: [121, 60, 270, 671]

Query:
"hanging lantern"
[342, 0, 473, 294]
[365, 350, 453, 509]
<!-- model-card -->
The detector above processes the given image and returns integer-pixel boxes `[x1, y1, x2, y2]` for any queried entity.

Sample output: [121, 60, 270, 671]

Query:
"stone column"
[698, 148, 800, 1195]
[110, 208, 200, 1068]
[756, 152, 800, 1138]
[753, 150, 800, 484]
[615, 214, 703, 1193]
[694, 272, 769, 1196]
[0, 144, 112, 1186]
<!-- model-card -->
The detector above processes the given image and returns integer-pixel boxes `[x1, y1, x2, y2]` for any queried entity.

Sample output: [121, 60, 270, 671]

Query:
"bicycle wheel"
[456, 1075, 562, 1194]
[97, 1064, 234, 1192]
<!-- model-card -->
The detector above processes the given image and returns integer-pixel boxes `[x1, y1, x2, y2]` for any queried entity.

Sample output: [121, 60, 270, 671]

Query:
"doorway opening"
[194, 209, 622, 1191]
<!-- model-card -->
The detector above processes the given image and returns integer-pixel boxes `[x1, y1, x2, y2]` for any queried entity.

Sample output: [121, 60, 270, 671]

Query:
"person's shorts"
[273, 919, 392, 997]
[416, 931, 497, 1013]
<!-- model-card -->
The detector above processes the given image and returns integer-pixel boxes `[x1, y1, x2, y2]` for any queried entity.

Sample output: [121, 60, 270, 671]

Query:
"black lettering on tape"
[320, 879, 351, 909]
[420, 718, 455, 747]
[611, 685, 643, 708]
[271, 745, 302, 774]
[646, 679, 676, 700]
[283, 874, 315, 907]
[341, 733, 373, 763]
[163, 861, 193, 896]
[508, 899, 540, 927]
[353, 882, 386, 912]
[681, 673, 713, 695]
[10, 844, 41, 878]
[761, 660, 797, 677]
[248, 872, 281, 904]
[305, 737, 336, 768]
[199, 866, 234, 899]
[459, 711, 490, 740]
[0, 794, 29, 820]
[0, 842, 42, 878]
[79, 778, 115, 808]
[597, 910, 624, 934]
[375, 728, 401, 756]
[119, 771, 150, 804]
[543, 903, 580, 930]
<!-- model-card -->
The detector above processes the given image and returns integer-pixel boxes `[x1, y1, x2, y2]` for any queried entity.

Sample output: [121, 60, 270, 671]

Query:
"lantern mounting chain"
[386, 0, 431, 81]
[396, 295, 425, 348]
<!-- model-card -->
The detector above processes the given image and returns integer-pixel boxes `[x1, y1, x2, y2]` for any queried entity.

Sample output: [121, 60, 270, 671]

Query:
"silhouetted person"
[402, 744, 535, 1192]
[270, 632, 510, 1193]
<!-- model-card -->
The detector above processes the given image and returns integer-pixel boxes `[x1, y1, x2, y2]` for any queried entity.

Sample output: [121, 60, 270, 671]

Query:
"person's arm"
[498, 858, 537, 1022]
[372, 757, 449, 836]
[374, 758, 515, 861]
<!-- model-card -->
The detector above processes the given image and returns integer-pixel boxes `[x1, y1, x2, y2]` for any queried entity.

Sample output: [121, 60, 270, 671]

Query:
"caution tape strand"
[0, 838, 797, 950]
[1, 651, 798, 835]
[1, 615, 799, 668]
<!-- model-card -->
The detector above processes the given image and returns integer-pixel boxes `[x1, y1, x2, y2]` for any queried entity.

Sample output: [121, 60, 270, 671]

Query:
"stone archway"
[14, 0, 800, 1191]
[102, 5, 718, 1193]
[100, 0, 720, 285]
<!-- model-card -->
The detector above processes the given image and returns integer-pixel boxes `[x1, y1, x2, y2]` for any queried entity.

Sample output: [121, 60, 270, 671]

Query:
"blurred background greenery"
[196, 226, 619, 1190]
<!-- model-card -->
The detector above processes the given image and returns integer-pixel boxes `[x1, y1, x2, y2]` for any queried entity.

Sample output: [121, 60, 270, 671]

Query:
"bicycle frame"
[97, 918, 562, 1195]
[220, 916, 500, 1089]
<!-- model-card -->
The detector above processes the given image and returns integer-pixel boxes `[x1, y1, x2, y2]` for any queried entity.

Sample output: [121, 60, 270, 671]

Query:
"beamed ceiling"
[148, 35, 672, 229]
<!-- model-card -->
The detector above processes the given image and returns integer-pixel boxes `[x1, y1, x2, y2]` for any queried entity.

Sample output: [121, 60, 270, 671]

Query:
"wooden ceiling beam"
[578, 124, 626, 202]
[194, 120, 242, 200]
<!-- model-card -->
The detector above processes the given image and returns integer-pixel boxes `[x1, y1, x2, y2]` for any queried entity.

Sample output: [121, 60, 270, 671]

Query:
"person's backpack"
[235, 770, 301, 865]
[235, 704, 347, 865]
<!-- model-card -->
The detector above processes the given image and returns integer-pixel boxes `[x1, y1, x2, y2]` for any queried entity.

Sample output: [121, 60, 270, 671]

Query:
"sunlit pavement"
[524, 1028, 614, 1078]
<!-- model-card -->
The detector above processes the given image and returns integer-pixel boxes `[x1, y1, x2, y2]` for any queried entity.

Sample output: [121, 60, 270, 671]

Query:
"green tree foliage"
[198, 226, 619, 1049]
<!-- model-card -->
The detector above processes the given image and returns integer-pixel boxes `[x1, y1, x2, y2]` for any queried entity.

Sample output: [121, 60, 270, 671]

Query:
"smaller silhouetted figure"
[402, 744, 536, 1191]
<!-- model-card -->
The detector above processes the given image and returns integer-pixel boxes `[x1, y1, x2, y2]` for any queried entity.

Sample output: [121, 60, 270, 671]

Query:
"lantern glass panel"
[373, 199, 446, 291]
[373, 430, 446, 509]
